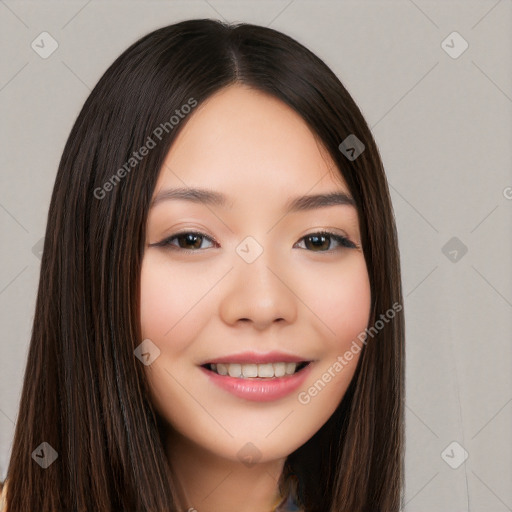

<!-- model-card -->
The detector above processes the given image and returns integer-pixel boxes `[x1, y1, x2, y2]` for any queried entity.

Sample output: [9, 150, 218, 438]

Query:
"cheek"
[291, 257, 370, 440]
[295, 254, 372, 350]
[139, 254, 211, 353]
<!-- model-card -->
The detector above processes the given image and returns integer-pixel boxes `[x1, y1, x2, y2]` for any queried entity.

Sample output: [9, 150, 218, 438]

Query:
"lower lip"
[199, 363, 313, 402]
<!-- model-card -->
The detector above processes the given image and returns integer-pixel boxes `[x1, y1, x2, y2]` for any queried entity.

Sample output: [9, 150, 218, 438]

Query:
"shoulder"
[0, 479, 8, 511]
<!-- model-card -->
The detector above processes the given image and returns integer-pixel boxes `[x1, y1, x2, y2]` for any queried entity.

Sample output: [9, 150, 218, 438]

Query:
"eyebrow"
[150, 187, 356, 212]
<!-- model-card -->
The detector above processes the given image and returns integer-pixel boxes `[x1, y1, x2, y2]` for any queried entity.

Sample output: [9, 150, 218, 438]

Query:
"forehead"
[155, 84, 348, 200]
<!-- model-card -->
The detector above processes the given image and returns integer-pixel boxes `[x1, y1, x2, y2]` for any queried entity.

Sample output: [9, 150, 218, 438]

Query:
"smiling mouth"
[201, 361, 311, 379]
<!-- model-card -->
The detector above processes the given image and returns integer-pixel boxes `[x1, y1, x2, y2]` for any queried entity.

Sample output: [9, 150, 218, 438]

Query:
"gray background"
[1, 1, 511, 510]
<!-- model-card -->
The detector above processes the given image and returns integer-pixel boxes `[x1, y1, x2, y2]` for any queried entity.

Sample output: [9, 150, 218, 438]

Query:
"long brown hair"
[3, 19, 404, 511]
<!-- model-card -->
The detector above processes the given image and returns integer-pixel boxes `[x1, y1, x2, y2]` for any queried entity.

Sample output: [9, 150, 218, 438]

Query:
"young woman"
[1, 18, 405, 512]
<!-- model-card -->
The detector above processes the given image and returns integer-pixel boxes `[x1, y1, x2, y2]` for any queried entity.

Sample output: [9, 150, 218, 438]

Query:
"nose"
[218, 252, 298, 331]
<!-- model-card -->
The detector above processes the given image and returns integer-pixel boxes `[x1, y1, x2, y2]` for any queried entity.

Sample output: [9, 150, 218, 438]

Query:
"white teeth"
[285, 362, 296, 375]
[228, 363, 242, 378]
[273, 362, 286, 377]
[216, 363, 228, 376]
[242, 364, 258, 377]
[209, 362, 302, 378]
[258, 363, 274, 378]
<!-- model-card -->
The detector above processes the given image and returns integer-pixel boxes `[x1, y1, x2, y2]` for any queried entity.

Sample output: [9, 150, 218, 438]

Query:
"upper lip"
[200, 351, 310, 365]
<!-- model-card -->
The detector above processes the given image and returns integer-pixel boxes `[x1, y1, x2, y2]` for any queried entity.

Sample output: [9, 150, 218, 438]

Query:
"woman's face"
[140, 84, 371, 464]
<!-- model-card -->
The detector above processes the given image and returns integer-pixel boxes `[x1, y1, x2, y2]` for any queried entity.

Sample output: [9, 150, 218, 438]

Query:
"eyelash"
[152, 230, 358, 253]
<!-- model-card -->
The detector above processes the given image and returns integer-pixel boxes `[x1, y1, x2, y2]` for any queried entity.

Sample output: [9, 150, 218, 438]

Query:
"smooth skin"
[140, 84, 371, 512]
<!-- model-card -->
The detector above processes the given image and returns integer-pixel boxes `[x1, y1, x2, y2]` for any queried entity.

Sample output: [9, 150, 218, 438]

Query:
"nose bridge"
[218, 235, 297, 328]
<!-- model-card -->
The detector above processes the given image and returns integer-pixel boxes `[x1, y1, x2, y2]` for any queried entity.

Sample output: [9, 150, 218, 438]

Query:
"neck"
[165, 428, 287, 512]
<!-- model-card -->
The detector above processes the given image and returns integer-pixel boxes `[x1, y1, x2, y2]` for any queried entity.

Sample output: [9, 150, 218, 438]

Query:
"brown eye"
[295, 232, 357, 252]
[304, 234, 330, 251]
[176, 233, 202, 249]
[153, 231, 217, 251]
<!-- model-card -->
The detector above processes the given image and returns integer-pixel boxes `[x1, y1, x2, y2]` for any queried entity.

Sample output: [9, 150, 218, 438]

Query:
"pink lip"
[201, 351, 308, 365]
[199, 362, 313, 402]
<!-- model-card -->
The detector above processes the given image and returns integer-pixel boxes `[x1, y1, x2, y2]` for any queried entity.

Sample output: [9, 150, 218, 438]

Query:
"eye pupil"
[306, 234, 330, 251]
[179, 233, 202, 249]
